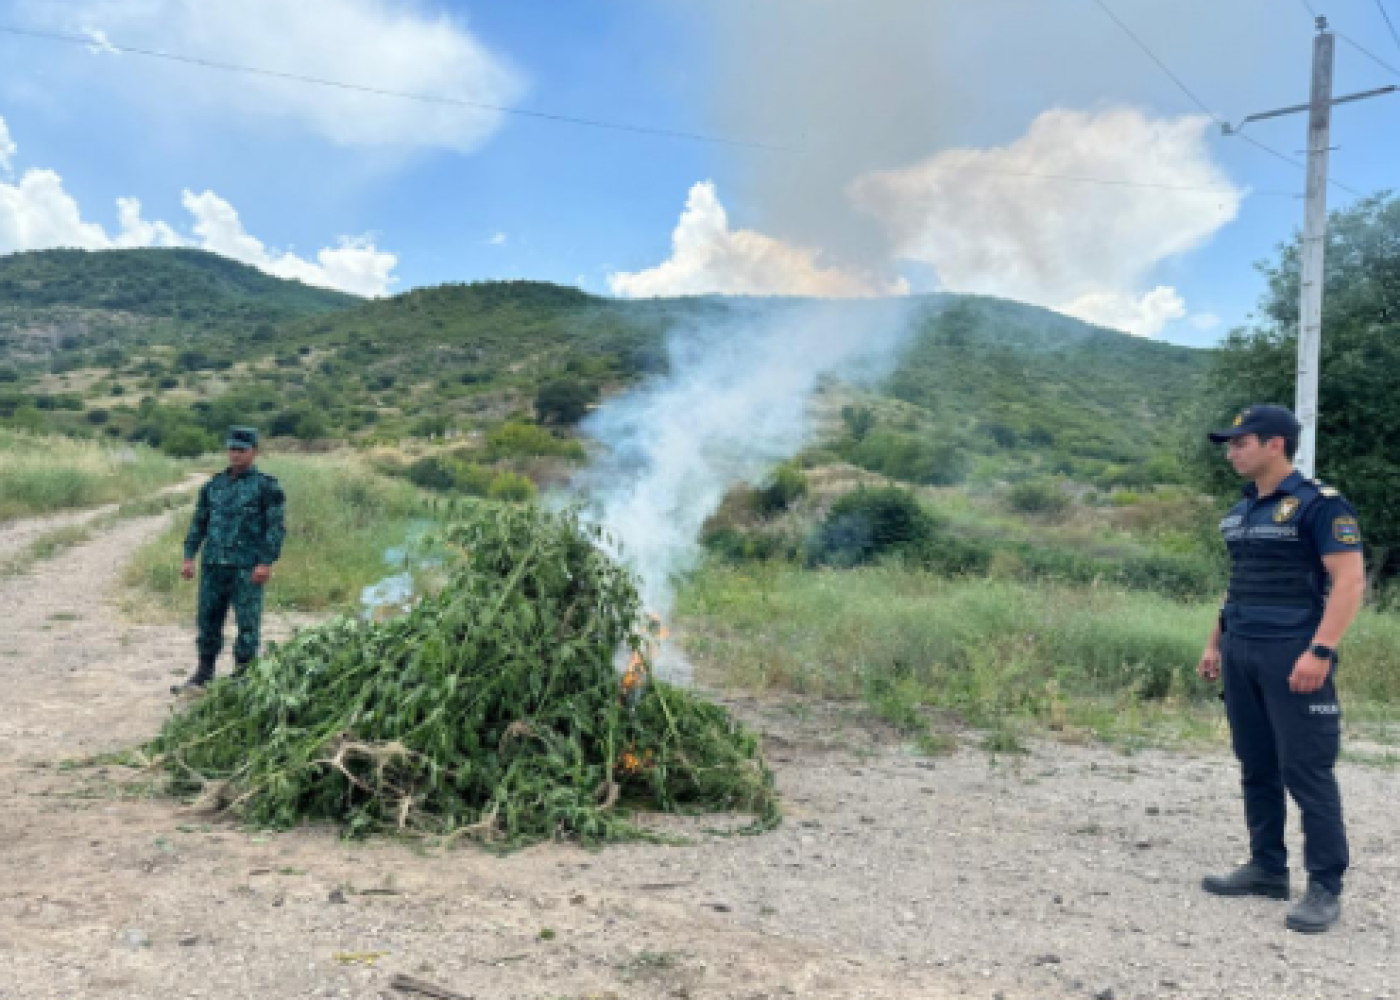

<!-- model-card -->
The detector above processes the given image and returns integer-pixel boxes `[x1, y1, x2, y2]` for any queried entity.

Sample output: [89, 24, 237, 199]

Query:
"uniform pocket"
[1298, 694, 1342, 735]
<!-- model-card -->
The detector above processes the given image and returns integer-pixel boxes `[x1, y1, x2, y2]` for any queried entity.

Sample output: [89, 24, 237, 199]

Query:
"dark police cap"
[1207, 404, 1301, 444]
[225, 426, 259, 449]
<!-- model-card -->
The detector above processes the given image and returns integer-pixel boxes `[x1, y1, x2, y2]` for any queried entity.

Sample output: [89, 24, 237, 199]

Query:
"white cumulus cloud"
[181, 190, 396, 296]
[0, 115, 396, 296]
[34, 0, 525, 152]
[850, 108, 1244, 336]
[609, 181, 906, 300]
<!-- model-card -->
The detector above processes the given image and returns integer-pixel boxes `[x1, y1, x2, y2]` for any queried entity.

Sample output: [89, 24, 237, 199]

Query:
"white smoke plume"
[580, 297, 918, 678]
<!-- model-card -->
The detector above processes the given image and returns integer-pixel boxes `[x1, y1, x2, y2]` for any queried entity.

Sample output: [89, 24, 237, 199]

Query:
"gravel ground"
[0, 508, 1395, 999]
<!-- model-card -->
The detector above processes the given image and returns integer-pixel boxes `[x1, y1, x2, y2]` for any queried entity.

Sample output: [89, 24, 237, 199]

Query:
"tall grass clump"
[126, 454, 436, 613]
[0, 429, 186, 519]
[146, 503, 775, 844]
[679, 563, 1400, 740]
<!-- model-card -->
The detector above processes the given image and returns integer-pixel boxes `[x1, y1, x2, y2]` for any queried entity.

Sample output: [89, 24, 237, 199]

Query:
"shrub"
[270, 406, 330, 440]
[487, 470, 538, 502]
[1007, 478, 1071, 516]
[161, 426, 215, 458]
[535, 377, 599, 426]
[754, 463, 808, 516]
[486, 421, 586, 462]
[848, 430, 970, 486]
[809, 486, 937, 568]
[407, 455, 458, 492]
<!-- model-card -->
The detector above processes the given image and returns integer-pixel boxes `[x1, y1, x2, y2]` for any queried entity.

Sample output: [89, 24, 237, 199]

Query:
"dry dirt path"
[0, 474, 206, 569]
[0, 511, 1396, 1000]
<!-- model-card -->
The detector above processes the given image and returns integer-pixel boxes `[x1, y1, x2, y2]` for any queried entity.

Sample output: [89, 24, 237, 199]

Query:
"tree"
[1190, 194, 1400, 580]
[535, 377, 599, 426]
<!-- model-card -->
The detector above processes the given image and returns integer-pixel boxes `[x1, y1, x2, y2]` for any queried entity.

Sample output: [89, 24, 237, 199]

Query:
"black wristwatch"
[1308, 642, 1336, 661]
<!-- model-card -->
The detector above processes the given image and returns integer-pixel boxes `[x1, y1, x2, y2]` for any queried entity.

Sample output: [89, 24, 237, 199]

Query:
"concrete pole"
[1295, 19, 1334, 479]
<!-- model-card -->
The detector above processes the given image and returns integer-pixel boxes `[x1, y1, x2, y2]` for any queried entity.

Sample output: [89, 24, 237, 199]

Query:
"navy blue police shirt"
[1219, 470, 1363, 639]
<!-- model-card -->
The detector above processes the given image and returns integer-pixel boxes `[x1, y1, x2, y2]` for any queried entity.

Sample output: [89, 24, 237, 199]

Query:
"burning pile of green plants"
[147, 503, 777, 845]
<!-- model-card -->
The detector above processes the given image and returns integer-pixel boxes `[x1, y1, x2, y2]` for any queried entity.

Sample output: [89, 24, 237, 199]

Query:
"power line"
[1091, 0, 1364, 198]
[0, 21, 1299, 199]
[1089, 0, 1220, 120]
[1376, 0, 1400, 58]
[1338, 30, 1400, 79]
[0, 23, 784, 151]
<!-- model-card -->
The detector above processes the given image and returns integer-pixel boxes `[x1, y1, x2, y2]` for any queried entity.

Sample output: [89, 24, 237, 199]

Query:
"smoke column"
[580, 297, 919, 679]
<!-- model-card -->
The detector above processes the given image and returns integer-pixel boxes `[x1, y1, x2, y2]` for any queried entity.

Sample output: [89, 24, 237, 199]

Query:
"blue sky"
[0, 0, 1396, 347]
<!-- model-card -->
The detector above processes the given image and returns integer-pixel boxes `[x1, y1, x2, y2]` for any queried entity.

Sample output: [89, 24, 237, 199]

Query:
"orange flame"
[619, 615, 668, 703]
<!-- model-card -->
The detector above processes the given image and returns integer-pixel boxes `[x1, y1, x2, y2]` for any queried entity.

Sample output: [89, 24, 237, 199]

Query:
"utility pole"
[1223, 17, 1396, 478]
[1295, 20, 1334, 479]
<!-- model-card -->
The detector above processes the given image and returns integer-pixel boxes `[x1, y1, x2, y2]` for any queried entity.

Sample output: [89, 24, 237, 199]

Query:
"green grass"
[124, 453, 438, 614]
[677, 562, 1400, 749]
[0, 429, 187, 519]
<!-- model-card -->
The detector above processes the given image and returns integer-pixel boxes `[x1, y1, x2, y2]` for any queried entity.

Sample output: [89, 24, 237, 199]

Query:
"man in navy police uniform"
[1197, 404, 1365, 934]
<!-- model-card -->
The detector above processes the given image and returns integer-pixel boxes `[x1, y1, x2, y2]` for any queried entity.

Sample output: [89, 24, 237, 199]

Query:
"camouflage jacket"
[183, 467, 286, 567]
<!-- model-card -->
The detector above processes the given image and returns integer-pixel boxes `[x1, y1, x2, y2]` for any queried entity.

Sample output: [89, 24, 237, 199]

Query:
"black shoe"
[1202, 862, 1290, 900]
[1286, 883, 1341, 934]
[171, 658, 216, 696]
[170, 678, 209, 698]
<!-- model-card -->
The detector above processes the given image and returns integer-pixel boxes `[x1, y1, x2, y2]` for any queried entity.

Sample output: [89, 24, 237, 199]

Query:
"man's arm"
[1198, 593, 1228, 681]
[183, 483, 211, 560]
[1289, 550, 1365, 693]
[1313, 550, 1366, 647]
[252, 479, 286, 584]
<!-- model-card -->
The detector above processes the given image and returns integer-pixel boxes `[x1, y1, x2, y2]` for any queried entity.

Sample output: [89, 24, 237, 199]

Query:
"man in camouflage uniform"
[173, 426, 286, 694]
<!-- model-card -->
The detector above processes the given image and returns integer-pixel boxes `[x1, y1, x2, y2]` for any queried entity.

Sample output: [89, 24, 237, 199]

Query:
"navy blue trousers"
[1221, 632, 1349, 895]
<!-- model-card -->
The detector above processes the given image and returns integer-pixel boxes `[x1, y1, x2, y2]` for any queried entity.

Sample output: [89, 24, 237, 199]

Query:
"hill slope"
[0, 249, 1207, 481]
[0, 248, 357, 365]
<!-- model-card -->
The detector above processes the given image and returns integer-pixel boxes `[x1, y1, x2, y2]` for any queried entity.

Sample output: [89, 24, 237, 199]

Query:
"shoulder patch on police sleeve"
[1333, 515, 1361, 545]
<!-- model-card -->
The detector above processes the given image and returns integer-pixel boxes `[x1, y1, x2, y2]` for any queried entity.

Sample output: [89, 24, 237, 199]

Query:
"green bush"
[162, 426, 215, 458]
[809, 487, 937, 568]
[487, 470, 537, 502]
[754, 463, 808, 516]
[1007, 478, 1071, 516]
[535, 377, 599, 426]
[405, 455, 496, 496]
[485, 421, 586, 461]
[406, 455, 458, 492]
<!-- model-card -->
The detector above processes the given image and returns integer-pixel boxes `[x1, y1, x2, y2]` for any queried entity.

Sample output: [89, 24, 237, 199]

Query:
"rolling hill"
[0, 248, 357, 366]
[0, 248, 1208, 482]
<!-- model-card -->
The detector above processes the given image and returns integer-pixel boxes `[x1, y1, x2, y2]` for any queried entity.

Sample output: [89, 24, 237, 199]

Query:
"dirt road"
[0, 509, 1395, 999]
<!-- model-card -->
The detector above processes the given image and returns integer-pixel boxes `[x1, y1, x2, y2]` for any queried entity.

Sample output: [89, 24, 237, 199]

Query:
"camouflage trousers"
[196, 564, 265, 664]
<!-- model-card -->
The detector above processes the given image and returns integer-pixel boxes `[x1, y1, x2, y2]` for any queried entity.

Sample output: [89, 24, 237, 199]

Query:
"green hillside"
[0, 249, 1207, 485]
[0, 248, 357, 366]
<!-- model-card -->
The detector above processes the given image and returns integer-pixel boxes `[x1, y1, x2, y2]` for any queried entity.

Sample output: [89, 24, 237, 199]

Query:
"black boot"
[232, 658, 253, 682]
[1202, 862, 1290, 900]
[1286, 883, 1341, 934]
[171, 656, 216, 696]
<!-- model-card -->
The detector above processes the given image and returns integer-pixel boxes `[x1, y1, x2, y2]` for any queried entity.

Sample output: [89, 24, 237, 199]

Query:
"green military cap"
[226, 426, 260, 449]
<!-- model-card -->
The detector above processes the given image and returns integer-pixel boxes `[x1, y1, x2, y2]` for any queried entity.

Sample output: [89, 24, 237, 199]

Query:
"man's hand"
[1289, 650, 1331, 693]
[251, 564, 272, 586]
[1197, 646, 1222, 682]
[181, 558, 196, 581]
